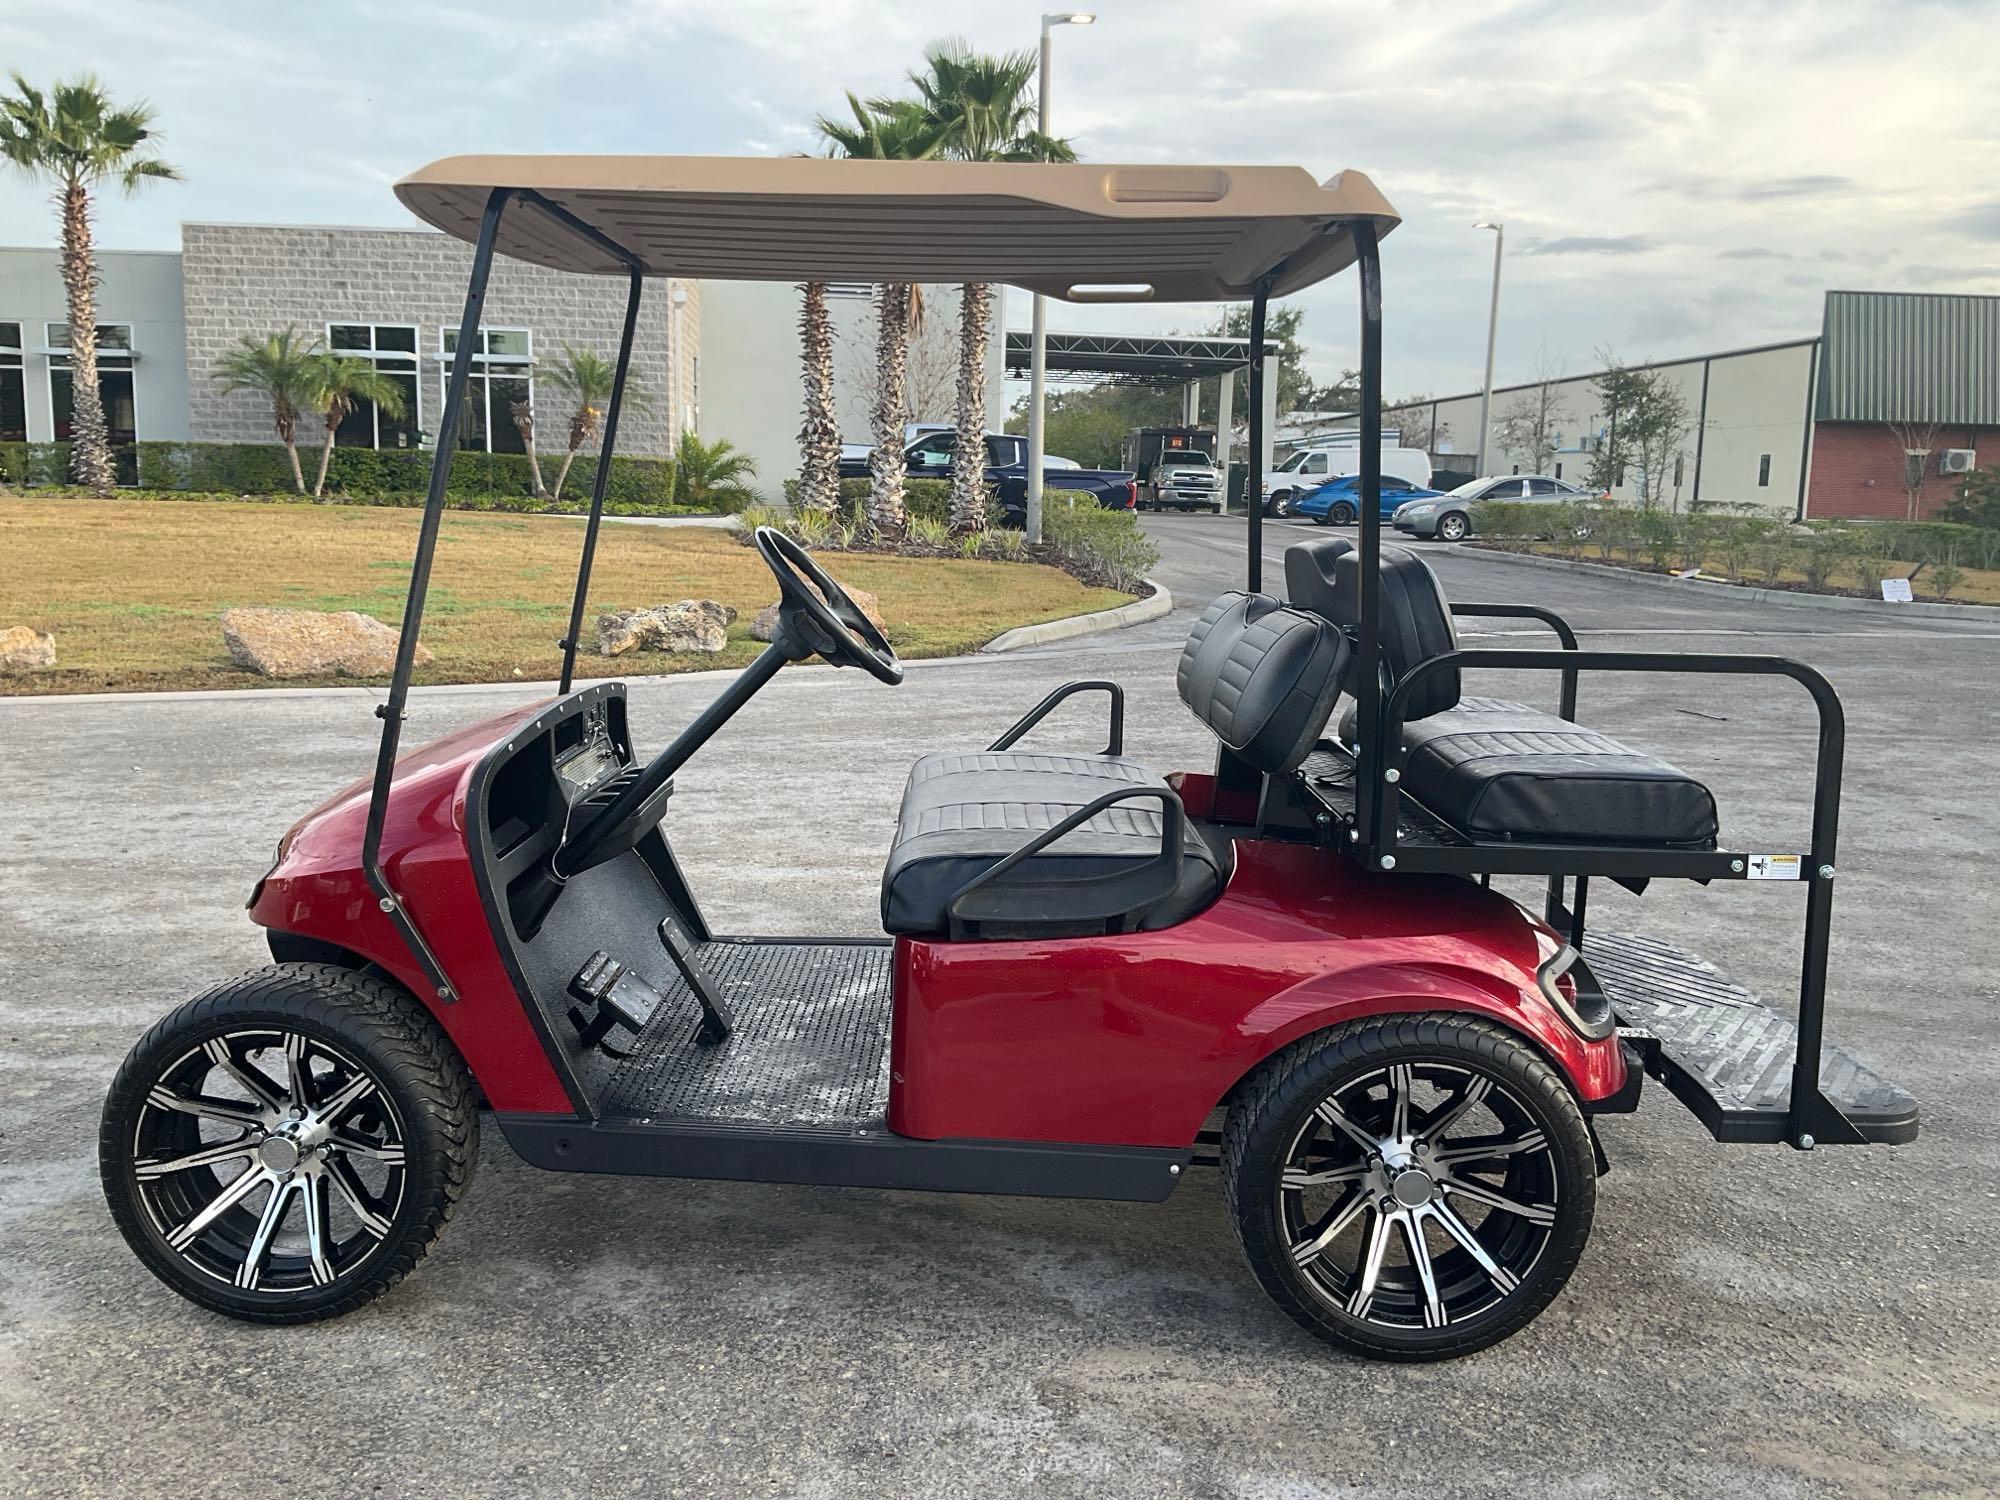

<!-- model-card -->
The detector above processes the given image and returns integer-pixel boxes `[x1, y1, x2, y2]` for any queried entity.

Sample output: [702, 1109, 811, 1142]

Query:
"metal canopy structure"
[1004, 330, 1278, 387]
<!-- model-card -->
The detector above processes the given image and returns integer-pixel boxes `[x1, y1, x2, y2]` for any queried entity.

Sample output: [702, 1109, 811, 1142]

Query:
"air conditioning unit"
[1939, 448, 1976, 475]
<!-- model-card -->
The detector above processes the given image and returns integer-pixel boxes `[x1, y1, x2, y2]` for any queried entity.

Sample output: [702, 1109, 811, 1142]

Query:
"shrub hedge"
[1, 439, 694, 514]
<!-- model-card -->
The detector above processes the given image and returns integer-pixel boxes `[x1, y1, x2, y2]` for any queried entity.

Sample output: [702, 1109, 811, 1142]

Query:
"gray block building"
[1, 219, 1003, 501]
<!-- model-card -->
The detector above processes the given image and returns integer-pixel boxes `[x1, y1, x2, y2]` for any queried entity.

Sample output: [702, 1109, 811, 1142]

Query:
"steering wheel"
[754, 527, 903, 685]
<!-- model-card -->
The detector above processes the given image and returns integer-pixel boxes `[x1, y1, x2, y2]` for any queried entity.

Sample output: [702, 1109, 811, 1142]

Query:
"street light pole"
[1026, 11, 1094, 544]
[1474, 221, 1503, 477]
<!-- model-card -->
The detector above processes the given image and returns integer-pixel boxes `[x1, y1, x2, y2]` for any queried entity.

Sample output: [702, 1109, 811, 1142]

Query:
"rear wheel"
[1436, 511, 1470, 542]
[100, 963, 478, 1324]
[1223, 1014, 1595, 1361]
[1328, 500, 1357, 526]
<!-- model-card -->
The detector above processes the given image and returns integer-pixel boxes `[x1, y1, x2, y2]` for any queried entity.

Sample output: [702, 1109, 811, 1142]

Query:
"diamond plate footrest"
[1582, 930, 1918, 1146]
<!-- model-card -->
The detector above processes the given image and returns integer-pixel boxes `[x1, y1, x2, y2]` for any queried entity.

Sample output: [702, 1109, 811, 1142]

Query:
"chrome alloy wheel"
[1277, 1061, 1558, 1332]
[130, 1027, 407, 1293]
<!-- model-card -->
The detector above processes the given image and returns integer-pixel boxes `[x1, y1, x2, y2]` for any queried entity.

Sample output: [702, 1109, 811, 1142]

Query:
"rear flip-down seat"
[1288, 536, 1718, 848]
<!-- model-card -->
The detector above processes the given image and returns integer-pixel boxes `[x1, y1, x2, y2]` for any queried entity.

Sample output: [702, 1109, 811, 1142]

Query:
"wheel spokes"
[1419, 1076, 1492, 1145]
[1441, 1175, 1557, 1227]
[165, 1162, 267, 1251]
[284, 1032, 315, 1114]
[326, 1157, 392, 1238]
[1424, 1200, 1521, 1295]
[1345, 1208, 1393, 1317]
[202, 1038, 285, 1115]
[314, 1071, 376, 1127]
[235, 1176, 300, 1290]
[329, 1131, 405, 1167]
[1397, 1210, 1446, 1329]
[1314, 1097, 1380, 1155]
[1431, 1129, 1546, 1170]
[1290, 1188, 1370, 1268]
[301, 1174, 336, 1286]
[134, 1135, 258, 1181]
[1386, 1064, 1416, 1142]
[145, 1086, 264, 1128]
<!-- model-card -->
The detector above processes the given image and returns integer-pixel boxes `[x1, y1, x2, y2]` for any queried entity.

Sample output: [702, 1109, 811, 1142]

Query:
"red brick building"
[1804, 290, 1997, 521]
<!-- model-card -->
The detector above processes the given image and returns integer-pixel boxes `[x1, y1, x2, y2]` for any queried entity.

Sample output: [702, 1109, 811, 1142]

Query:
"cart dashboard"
[477, 688, 638, 881]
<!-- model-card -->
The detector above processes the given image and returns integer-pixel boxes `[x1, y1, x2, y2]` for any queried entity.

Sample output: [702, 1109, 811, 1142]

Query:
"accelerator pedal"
[658, 914, 734, 1046]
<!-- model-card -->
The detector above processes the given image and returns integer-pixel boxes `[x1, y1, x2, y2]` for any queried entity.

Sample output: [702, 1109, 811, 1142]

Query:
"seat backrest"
[1176, 591, 1350, 774]
[1282, 535, 1460, 721]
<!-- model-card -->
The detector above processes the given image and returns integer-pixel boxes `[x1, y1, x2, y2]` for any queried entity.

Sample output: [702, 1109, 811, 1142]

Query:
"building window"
[327, 323, 420, 449]
[0, 321, 23, 443]
[1673, 455, 1684, 488]
[437, 326, 532, 453]
[1758, 454, 1772, 487]
[48, 322, 137, 483]
[1554, 461, 1563, 479]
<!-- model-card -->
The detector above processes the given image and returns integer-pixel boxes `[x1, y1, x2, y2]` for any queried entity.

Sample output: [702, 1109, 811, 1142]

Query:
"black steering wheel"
[754, 527, 903, 685]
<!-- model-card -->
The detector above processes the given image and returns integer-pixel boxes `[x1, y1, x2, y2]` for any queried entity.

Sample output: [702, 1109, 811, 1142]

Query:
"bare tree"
[1493, 349, 1569, 474]
[1886, 416, 1947, 521]
[837, 289, 958, 436]
[1587, 349, 1691, 508]
[1386, 396, 1450, 453]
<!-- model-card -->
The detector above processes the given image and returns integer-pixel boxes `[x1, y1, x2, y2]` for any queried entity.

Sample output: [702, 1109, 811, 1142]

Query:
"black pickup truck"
[839, 432, 1136, 525]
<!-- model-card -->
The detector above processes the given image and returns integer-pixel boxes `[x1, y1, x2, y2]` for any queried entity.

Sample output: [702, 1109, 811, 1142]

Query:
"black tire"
[1436, 511, 1470, 542]
[100, 962, 478, 1324]
[1329, 501, 1357, 526]
[1223, 1014, 1594, 1362]
[1267, 490, 1293, 518]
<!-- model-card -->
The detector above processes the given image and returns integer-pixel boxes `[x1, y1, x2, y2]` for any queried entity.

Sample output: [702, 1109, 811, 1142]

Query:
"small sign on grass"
[1880, 578, 1913, 603]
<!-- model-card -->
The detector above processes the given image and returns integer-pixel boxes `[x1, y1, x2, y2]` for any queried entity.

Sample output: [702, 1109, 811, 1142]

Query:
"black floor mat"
[598, 940, 893, 1131]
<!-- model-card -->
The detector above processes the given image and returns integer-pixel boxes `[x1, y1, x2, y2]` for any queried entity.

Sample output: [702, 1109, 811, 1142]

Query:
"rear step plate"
[1582, 931, 1917, 1146]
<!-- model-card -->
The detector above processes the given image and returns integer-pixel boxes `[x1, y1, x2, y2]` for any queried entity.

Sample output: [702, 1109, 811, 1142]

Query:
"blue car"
[1295, 473, 1446, 526]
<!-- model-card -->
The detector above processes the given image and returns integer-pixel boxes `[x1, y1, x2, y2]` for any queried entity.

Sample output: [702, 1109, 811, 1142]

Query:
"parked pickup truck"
[840, 432, 1136, 525]
[1145, 449, 1221, 511]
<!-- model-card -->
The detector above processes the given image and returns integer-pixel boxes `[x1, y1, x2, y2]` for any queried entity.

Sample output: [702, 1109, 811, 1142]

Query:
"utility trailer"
[99, 154, 1913, 1361]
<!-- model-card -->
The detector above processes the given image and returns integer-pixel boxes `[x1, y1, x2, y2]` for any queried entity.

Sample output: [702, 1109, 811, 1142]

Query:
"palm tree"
[303, 351, 408, 498]
[509, 390, 547, 498]
[795, 280, 840, 517]
[902, 41, 1077, 534]
[817, 95, 947, 534]
[674, 431, 758, 512]
[0, 74, 180, 492]
[212, 327, 319, 494]
[540, 345, 650, 502]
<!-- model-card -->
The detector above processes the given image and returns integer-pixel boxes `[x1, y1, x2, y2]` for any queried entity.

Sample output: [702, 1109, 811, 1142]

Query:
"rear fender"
[1218, 958, 1627, 1111]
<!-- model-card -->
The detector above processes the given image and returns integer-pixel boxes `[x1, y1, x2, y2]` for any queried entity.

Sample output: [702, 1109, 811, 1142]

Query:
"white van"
[1262, 445, 1433, 517]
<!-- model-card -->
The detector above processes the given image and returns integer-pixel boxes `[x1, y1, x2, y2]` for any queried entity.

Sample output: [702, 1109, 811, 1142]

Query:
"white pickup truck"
[1146, 449, 1221, 511]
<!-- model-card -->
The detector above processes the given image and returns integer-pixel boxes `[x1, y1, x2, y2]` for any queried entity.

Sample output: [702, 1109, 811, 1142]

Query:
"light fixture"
[1043, 12, 1095, 26]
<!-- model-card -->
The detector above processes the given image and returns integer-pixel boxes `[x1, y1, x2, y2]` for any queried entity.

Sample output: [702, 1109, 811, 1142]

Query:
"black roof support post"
[1350, 221, 1385, 849]
[1244, 277, 1272, 593]
[559, 263, 646, 694]
[361, 185, 511, 1003]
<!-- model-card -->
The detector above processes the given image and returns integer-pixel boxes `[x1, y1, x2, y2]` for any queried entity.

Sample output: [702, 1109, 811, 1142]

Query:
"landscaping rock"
[597, 599, 732, 656]
[219, 607, 432, 679]
[750, 585, 885, 644]
[0, 625, 56, 671]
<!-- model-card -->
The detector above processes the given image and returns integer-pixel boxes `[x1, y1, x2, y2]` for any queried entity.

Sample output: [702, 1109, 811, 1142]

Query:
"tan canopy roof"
[393, 156, 1397, 302]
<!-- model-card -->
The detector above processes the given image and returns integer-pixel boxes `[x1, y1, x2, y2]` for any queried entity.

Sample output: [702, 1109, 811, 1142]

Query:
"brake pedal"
[566, 951, 662, 1058]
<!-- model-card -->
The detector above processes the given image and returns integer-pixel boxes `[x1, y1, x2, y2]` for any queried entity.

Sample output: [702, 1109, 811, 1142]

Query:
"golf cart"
[100, 156, 1916, 1361]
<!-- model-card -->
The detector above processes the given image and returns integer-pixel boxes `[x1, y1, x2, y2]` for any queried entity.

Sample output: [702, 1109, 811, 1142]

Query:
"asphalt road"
[3, 516, 1997, 1497]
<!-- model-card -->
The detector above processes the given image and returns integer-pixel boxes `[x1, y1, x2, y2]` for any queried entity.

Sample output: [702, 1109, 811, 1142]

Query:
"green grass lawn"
[0, 496, 1130, 694]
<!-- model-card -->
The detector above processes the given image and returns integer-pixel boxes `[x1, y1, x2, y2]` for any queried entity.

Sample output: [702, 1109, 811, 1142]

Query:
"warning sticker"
[1745, 854, 1803, 881]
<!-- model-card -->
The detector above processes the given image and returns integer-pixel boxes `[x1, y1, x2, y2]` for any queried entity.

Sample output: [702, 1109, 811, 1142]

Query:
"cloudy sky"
[3, 0, 1994, 399]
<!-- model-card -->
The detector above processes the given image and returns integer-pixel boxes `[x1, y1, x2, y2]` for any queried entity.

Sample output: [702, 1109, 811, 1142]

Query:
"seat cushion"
[881, 751, 1227, 937]
[1339, 696, 1718, 847]
[1176, 591, 1349, 774]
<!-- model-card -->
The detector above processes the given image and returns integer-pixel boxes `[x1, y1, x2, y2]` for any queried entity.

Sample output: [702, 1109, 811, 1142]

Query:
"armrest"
[1447, 602, 1580, 718]
[945, 785, 1184, 938]
[987, 679, 1125, 756]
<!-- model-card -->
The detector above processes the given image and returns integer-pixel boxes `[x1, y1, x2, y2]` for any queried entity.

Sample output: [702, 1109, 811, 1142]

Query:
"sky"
[2, 0, 1995, 402]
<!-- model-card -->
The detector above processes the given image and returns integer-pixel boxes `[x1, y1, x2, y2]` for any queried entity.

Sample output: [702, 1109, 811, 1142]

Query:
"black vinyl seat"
[880, 592, 1349, 938]
[1286, 535, 1718, 849]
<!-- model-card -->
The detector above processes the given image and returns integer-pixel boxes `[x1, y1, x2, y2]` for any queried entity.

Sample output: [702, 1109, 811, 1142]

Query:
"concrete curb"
[1459, 545, 1998, 619]
[980, 579, 1174, 653]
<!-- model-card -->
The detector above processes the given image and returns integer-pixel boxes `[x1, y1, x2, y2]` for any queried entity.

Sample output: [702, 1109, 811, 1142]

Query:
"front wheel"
[100, 963, 478, 1323]
[1268, 491, 1293, 518]
[1436, 511, 1470, 542]
[1223, 1014, 1595, 1361]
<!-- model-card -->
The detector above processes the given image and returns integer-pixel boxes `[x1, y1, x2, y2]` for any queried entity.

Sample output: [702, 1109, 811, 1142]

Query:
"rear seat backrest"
[1176, 591, 1350, 774]
[1282, 535, 1461, 722]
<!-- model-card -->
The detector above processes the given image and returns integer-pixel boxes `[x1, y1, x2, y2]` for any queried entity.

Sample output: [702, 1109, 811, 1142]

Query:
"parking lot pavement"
[4, 536, 1998, 1498]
